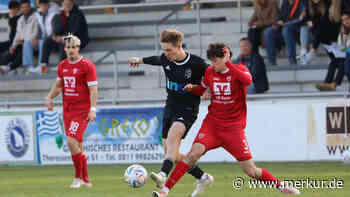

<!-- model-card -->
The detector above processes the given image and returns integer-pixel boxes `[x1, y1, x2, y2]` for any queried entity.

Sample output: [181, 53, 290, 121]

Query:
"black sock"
[160, 159, 174, 177]
[187, 165, 204, 180]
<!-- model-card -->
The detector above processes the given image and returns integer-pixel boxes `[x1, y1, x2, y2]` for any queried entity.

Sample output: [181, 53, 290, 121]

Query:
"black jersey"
[143, 53, 208, 107]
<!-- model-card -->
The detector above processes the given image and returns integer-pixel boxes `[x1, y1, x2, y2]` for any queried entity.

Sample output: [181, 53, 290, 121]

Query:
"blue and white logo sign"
[5, 118, 30, 158]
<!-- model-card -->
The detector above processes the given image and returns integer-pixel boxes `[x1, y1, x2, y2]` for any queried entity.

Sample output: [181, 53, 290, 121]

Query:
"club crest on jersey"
[5, 118, 30, 158]
[73, 68, 78, 74]
[226, 76, 231, 81]
[185, 69, 192, 79]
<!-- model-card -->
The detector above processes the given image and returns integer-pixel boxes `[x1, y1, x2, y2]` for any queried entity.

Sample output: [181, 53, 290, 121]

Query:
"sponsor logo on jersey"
[213, 82, 231, 96]
[165, 65, 170, 70]
[5, 118, 30, 158]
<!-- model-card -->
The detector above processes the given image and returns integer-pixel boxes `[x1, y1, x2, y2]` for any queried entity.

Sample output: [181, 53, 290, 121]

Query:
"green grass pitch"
[0, 162, 349, 197]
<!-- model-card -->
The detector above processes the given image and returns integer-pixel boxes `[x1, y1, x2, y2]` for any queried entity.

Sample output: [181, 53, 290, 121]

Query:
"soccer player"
[152, 43, 300, 197]
[46, 34, 98, 188]
[129, 29, 213, 196]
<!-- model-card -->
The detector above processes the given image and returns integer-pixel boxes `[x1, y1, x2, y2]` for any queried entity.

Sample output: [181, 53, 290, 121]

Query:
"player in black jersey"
[129, 29, 213, 196]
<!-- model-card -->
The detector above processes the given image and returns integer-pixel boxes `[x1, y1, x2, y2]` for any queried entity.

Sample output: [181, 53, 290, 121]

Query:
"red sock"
[71, 153, 82, 179]
[165, 161, 191, 190]
[259, 168, 281, 187]
[82, 154, 90, 183]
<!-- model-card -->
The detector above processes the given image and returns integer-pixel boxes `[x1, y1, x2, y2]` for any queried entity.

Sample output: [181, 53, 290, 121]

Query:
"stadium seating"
[0, 0, 349, 106]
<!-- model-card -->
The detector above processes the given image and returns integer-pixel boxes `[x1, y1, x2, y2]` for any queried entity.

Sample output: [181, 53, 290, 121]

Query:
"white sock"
[161, 187, 169, 194]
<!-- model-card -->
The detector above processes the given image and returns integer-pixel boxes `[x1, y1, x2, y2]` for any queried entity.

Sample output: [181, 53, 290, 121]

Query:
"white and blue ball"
[124, 164, 148, 188]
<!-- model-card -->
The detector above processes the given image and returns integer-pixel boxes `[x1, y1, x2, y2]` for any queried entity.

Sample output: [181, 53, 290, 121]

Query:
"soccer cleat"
[152, 191, 168, 197]
[81, 181, 93, 188]
[150, 172, 166, 189]
[70, 178, 82, 188]
[191, 173, 214, 197]
[278, 181, 300, 195]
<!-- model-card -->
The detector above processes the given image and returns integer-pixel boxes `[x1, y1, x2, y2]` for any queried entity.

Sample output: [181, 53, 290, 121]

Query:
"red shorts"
[193, 116, 252, 161]
[63, 103, 90, 142]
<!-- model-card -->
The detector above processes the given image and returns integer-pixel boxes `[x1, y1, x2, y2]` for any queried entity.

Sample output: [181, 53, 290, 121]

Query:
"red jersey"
[192, 61, 252, 129]
[57, 57, 98, 105]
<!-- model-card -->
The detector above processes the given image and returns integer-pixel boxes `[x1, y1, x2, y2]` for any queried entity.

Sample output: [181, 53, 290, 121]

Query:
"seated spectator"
[316, 13, 350, 91]
[264, 0, 309, 65]
[41, 0, 89, 68]
[0, 0, 22, 75]
[235, 38, 269, 94]
[248, 0, 279, 53]
[304, 0, 342, 64]
[10, 0, 40, 74]
[34, 0, 60, 74]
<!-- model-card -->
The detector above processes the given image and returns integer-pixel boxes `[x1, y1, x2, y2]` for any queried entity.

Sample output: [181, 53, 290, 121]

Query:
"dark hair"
[8, 1, 20, 9]
[39, 0, 49, 4]
[160, 29, 184, 47]
[20, 0, 31, 5]
[207, 42, 232, 60]
[240, 37, 251, 43]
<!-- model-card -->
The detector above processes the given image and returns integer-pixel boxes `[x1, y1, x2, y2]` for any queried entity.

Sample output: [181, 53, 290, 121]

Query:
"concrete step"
[86, 7, 253, 24]
[89, 20, 249, 40]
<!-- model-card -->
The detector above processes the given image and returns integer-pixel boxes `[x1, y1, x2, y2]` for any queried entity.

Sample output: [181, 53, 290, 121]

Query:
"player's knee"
[186, 150, 201, 165]
[175, 153, 186, 163]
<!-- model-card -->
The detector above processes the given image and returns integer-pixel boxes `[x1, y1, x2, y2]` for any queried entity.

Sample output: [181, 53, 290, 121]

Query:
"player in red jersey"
[46, 34, 98, 188]
[152, 43, 300, 197]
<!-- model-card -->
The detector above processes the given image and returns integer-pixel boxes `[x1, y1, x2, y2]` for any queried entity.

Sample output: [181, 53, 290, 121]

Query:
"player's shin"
[71, 152, 83, 179]
[187, 165, 204, 180]
[82, 154, 90, 183]
[259, 168, 281, 187]
[164, 160, 192, 190]
[160, 158, 174, 177]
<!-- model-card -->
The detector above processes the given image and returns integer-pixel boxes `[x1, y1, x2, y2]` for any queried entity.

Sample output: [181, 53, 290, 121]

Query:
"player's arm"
[46, 78, 63, 111]
[129, 55, 163, 67]
[87, 61, 98, 122]
[221, 47, 251, 86]
[183, 84, 207, 96]
[87, 85, 98, 122]
[226, 61, 252, 86]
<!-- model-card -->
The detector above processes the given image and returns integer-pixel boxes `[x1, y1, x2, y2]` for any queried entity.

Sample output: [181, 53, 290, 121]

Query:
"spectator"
[264, 0, 309, 65]
[316, 13, 350, 91]
[248, 0, 279, 53]
[235, 38, 269, 94]
[41, 0, 89, 68]
[341, 0, 350, 16]
[10, 0, 40, 74]
[0, 0, 22, 75]
[304, 0, 342, 64]
[34, 0, 59, 74]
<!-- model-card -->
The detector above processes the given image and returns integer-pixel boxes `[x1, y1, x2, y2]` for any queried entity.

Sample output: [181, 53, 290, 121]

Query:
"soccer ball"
[124, 164, 148, 188]
[342, 150, 350, 164]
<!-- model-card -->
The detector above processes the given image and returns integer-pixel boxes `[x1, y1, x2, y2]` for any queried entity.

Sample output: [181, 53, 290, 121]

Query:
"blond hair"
[160, 29, 184, 47]
[63, 34, 81, 47]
